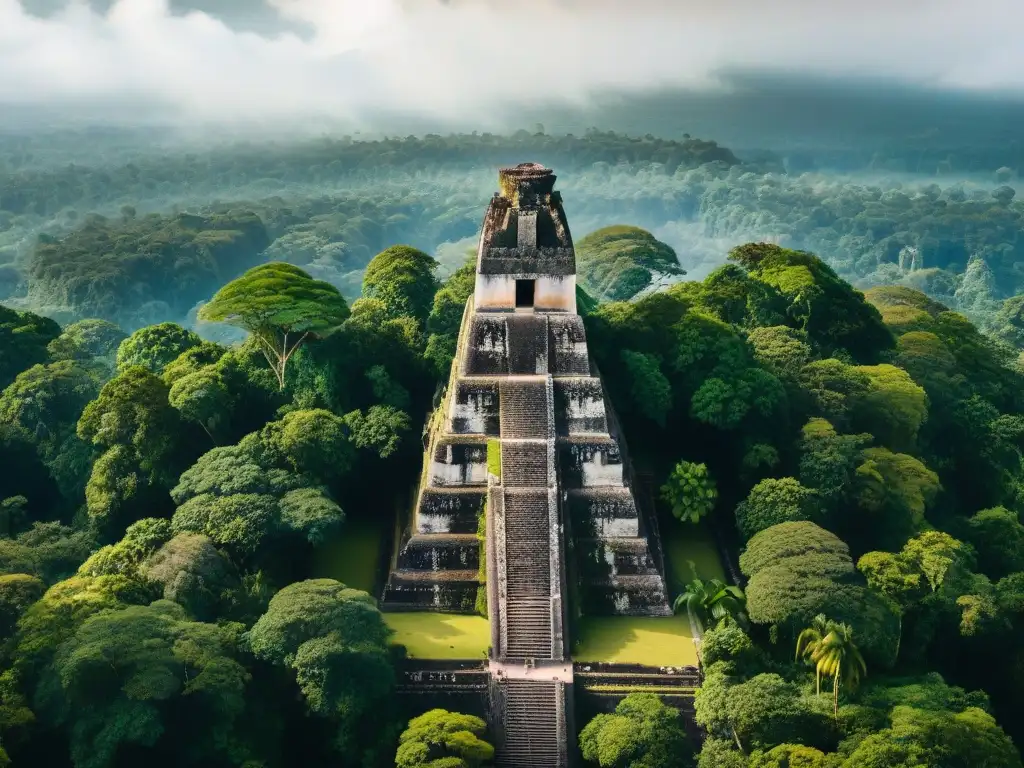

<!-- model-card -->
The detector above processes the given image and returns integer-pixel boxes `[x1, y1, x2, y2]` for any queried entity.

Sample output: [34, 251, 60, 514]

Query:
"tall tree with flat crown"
[199, 263, 349, 390]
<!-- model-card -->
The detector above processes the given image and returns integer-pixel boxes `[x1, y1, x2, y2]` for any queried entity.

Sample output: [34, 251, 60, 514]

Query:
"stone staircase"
[504, 492, 552, 597]
[500, 378, 551, 438]
[503, 489, 554, 659]
[504, 601, 553, 659]
[496, 680, 565, 767]
[495, 370, 561, 663]
[506, 315, 549, 375]
[501, 441, 550, 487]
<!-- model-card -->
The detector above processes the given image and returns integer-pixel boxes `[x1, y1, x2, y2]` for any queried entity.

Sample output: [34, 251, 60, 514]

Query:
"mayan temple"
[383, 164, 678, 767]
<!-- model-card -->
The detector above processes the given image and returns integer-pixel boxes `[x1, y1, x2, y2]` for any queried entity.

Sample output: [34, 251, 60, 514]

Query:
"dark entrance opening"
[515, 279, 535, 308]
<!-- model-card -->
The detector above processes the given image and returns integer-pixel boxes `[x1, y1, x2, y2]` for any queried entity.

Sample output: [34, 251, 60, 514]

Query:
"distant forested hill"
[1, 128, 1023, 348]
[0, 131, 737, 216]
[26, 211, 269, 328]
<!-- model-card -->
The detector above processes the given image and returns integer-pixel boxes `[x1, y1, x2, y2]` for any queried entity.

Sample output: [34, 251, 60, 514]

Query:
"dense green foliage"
[579, 693, 693, 768]
[0, 235, 433, 766]
[575, 226, 685, 302]
[199, 263, 350, 389]
[661, 461, 717, 523]
[673, 578, 747, 633]
[1, 124, 1024, 767]
[362, 246, 439, 324]
[27, 212, 269, 328]
[0, 306, 60, 390]
[6, 129, 1024, 351]
[583, 240, 1024, 765]
[394, 709, 494, 768]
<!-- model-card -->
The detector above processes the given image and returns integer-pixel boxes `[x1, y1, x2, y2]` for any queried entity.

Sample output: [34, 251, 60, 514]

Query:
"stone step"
[504, 599, 552, 659]
[506, 314, 549, 375]
[503, 489, 550, 529]
[501, 440, 551, 488]
[506, 541, 551, 597]
[496, 679, 565, 767]
[500, 378, 551, 439]
[502, 488, 554, 605]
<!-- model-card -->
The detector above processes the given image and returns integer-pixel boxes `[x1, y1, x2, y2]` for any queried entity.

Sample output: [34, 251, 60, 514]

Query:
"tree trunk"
[894, 613, 902, 662]
[277, 331, 309, 391]
[731, 725, 744, 754]
[833, 670, 840, 721]
[251, 329, 310, 391]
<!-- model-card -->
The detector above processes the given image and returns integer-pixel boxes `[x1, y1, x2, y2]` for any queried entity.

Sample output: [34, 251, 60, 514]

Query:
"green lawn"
[384, 613, 491, 659]
[662, 520, 727, 592]
[574, 615, 698, 667]
[311, 517, 385, 594]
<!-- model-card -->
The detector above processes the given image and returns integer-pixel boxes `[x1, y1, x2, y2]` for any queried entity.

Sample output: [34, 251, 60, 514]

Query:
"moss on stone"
[487, 438, 501, 479]
[384, 612, 490, 659]
[574, 615, 698, 667]
[476, 501, 487, 617]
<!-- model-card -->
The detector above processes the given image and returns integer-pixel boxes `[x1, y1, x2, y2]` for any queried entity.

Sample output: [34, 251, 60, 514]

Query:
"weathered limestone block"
[395, 660, 491, 717]
[449, 380, 500, 435]
[517, 210, 537, 248]
[559, 438, 624, 488]
[565, 488, 639, 538]
[429, 437, 488, 486]
[578, 538, 659, 578]
[416, 489, 486, 535]
[397, 534, 480, 571]
[583, 575, 673, 617]
[464, 315, 508, 375]
[382, 577, 478, 612]
[479, 247, 576, 275]
[554, 377, 607, 435]
[548, 315, 591, 375]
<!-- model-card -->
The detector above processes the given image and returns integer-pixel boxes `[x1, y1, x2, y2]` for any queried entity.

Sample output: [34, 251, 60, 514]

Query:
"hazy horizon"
[4, 0, 1024, 140]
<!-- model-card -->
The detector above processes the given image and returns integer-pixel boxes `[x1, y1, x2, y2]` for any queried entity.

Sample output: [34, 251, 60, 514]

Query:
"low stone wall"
[573, 662, 703, 742]
[394, 659, 492, 721]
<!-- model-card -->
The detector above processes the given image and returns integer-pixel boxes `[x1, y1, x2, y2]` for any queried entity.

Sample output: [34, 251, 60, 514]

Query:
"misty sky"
[3, 0, 1024, 130]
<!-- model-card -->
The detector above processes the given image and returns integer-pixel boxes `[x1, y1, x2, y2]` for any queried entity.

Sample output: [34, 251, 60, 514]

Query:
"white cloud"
[1, 0, 1022, 128]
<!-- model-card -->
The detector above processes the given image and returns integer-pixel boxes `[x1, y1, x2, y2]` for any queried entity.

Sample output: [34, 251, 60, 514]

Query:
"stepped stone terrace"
[380, 163, 693, 767]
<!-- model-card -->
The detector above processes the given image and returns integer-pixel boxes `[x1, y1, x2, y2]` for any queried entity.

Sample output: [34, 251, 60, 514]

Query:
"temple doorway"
[515, 279, 535, 308]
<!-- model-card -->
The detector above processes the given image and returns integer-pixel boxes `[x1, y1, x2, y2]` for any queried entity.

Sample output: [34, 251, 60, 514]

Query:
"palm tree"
[795, 613, 832, 696]
[796, 615, 867, 718]
[672, 575, 747, 633]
